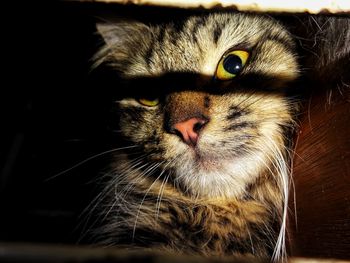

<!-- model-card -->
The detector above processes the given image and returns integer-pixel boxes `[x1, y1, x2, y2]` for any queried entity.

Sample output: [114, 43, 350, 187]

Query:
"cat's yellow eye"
[216, 50, 249, 81]
[138, 98, 159, 107]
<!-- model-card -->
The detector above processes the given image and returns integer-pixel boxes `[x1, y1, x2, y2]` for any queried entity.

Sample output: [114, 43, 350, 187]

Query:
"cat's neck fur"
[94, 151, 289, 260]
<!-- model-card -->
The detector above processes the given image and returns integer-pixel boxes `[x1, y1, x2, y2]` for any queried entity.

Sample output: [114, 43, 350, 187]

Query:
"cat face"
[96, 13, 299, 199]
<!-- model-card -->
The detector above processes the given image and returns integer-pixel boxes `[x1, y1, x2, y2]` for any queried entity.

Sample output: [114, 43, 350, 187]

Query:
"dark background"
[0, 0, 210, 245]
[1, 1, 119, 244]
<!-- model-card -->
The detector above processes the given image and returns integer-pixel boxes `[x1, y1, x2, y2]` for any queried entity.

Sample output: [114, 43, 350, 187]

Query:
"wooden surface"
[288, 87, 350, 259]
[0, 243, 262, 263]
[0, 243, 348, 263]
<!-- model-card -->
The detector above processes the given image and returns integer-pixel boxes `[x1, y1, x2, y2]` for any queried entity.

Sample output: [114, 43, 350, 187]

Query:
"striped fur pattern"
[93, 13, 299, 261]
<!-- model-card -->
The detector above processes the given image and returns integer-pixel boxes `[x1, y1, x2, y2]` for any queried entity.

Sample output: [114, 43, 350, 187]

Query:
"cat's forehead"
[99, 13, 298, 82]
[136, 13, 296, 80]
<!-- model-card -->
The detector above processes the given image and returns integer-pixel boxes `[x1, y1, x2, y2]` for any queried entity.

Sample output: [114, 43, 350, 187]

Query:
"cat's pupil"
[223, 55, 243, 75]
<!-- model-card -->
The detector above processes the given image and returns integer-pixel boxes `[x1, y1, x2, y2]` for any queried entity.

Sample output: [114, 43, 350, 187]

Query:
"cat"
[90, 12, 301, 262]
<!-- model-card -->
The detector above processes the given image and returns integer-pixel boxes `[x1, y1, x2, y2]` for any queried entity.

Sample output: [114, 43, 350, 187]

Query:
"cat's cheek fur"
[118, 101, 161, 143]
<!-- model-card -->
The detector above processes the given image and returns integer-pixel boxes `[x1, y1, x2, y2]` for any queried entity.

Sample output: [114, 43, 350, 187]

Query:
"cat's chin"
[162, 133, 271, 198]
[195, 158, 222, 171]
[169, 145, 269, 198]
[187, 143, 240, 172]
[173, 156, 242, 198]
[193, 151, 230, 172]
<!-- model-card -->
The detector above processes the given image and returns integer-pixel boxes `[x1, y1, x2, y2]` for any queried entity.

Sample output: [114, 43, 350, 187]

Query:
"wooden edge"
[0, 243, 349, 263]
[70, 0, 350, 14]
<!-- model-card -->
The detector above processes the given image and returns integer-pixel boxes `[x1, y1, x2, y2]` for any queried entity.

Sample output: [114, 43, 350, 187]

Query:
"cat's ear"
[96, 21, 150, 48]
[94, 20, 150, 70]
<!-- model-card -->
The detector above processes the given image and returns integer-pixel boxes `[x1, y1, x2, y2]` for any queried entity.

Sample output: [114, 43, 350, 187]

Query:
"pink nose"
[173, 117, 208, 146]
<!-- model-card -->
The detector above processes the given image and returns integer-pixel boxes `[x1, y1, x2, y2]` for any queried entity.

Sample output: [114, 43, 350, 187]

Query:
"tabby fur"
[92, 12, 300, 262]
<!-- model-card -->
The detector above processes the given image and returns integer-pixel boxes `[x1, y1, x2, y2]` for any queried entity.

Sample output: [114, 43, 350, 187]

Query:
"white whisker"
[155, 171, 171, 219]
[132, 160, 170, 240]
[46, 145, 139, 181]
